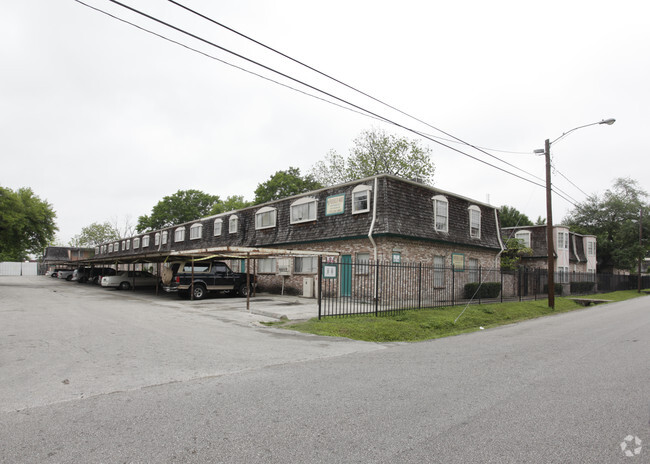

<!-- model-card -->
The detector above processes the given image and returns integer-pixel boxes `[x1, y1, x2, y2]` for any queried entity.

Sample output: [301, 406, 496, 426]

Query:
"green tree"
[0, 186, 57, 260]
[500, 237, 533, 270]
[499, 205, 533, 228]
[563, 177, 650, 271]
[69, 222, 120, 247]
[311, 128, 434, 185]
[210, 195, 252, 214]
[136, 190, 220, 233]
[253, 167, 322, 204]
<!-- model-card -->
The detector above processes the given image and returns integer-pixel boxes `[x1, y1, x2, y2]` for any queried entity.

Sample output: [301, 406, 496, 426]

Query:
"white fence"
[0, 262, 39, 276]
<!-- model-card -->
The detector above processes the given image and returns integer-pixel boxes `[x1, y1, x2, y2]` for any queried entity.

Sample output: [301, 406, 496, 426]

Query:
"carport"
[76, 246, 340, 311]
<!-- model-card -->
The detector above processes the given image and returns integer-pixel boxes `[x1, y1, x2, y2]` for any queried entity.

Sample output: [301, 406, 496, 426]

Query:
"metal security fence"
[317, 259, 649, 318]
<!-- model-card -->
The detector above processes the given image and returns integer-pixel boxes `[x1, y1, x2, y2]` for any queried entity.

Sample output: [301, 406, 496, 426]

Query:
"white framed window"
[557, 231, 569, 249]
[154, 233, 160, 246]
[142, 235, 150, 248]
[294, 256, 317, 274]
[125, 240, 130, 251]
[162, 231, 168, 245]
[468, 258, 479, 283]
[587, 240, 596, 256]
[214, 218, 223, 236]
[190, 223, 203, 240]
[434, 255, 445, 287]
[432, 195, 448, 232]
[356, 252, 370, 275]
[174, 227, 185, 243]
[229, 215, 238, 234]
[558, 266, 569, 283]
[114, 242, 120, 252]
[108, 243, 114, 253]
[95, 246, 100, 255]
[515, 231, 531, 248]
[255, 207, 277, 230]
[469, 205, 481, 239]
[133, 237, 140, 249]
[121, 241, 126, 250]
[290, 197, 318, 223]
[352, 184, 371, 214]
[258, 258, 276, 274]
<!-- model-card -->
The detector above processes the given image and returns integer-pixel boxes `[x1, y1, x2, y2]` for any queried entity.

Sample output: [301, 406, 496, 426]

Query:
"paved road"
[1, 277, 649, 463]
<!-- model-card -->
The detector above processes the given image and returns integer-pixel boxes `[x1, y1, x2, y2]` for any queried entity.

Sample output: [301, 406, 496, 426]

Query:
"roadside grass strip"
[281, 290, 647, 342]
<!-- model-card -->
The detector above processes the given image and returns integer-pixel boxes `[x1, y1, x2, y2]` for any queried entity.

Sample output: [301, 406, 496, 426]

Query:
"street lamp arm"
[550, 118, 616, 145]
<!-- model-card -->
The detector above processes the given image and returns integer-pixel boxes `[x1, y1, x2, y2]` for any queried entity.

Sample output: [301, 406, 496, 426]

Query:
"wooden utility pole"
[545, 138, 555, 309]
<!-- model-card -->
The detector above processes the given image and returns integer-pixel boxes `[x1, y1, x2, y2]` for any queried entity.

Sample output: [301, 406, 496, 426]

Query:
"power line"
[551, 164, 590, 198]
[168, 2, 538, 157]
[74, 0, 385, 122]
[80, 0, 549, 191]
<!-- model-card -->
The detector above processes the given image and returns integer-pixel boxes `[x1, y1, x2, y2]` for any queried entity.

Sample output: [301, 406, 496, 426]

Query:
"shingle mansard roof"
[96, 174, 504, 259]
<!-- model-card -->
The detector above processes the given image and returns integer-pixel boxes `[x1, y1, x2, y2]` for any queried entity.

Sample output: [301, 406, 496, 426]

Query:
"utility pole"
[639, 208, 643, 293]
[545, 138, 555, 309]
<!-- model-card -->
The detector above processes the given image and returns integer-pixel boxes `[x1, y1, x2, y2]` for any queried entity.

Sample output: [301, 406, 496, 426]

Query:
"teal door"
[341, 254, 352, 297]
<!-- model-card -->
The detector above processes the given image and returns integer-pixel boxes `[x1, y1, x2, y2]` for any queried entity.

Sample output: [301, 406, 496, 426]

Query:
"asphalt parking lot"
[0, 276, 384, 413]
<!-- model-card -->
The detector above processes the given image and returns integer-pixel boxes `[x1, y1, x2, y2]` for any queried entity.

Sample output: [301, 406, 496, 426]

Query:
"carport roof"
[77, 246, 340, 265]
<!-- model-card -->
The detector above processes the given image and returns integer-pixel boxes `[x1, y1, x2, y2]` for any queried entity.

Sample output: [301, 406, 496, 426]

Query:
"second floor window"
[174, 227, 185, 242]
[469, 206, 481, 238]
[255, 207, 277, 230]
[433, 196, 448, 232]
[515, 231, 531, 248]
[214, 219, 223, 236]
[229, 216, 238, 234]
[291, 197, 317, 223]
[190, 223, 203, 240]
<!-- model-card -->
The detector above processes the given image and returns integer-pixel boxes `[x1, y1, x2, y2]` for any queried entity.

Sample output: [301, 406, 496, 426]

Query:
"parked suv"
[72, 267, 116, 284]
[162, 261, 255, 300]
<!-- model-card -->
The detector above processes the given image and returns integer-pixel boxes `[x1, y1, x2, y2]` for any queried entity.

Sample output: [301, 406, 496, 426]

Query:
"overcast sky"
[2, 0, 648, 245]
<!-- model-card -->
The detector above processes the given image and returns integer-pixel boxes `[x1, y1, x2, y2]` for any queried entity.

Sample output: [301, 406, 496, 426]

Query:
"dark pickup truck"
[162, 260, 255, 300]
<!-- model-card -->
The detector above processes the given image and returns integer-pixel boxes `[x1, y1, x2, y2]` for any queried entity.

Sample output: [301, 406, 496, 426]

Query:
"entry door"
[341, 254, 352, 297]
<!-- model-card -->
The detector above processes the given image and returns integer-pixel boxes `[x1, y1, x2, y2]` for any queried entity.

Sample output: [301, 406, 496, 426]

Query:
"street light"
[534, 118, 615, 309]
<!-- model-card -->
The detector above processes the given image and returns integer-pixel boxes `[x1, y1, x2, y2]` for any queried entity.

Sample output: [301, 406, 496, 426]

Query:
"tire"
[118, 281, 131, 291]
[237, 283, 250, 298]
[66, 275, 73, 281]
[192, 284, 207, 300]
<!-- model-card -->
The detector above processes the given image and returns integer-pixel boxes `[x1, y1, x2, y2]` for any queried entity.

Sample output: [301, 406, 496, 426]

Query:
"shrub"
[543, 283, 564, 296]
[463, 282, 501, 299]
[570, 281, 595, 294]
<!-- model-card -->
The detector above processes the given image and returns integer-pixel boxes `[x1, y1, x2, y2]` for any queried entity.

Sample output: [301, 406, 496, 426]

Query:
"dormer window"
[174, 227, 185, 243]
[214, 218, 223, 236]
[229, 215, 238, 234]
[255, 207, 277, 230]
[468, 205, 481, 239]
[515, 231, 531, 248]
[190, 223, 203, 240]
[432, 195, 448, 232]
[291, 197, 318, 223]
[352, 184, 371, 214]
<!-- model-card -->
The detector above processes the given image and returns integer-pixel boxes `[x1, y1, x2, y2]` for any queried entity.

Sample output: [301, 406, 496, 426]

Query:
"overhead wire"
[80, 0, 550, 191]
[168, 1, 540, 169]
[78, 0, 587, 202]
[73, 0, 385, 122]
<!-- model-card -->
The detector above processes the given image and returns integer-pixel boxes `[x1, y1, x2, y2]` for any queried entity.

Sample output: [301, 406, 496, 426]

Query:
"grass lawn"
[275, 290, 647, 343]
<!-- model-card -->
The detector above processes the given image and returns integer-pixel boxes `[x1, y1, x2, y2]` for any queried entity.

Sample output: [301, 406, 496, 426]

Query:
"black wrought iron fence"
[317, 259, 648, 318]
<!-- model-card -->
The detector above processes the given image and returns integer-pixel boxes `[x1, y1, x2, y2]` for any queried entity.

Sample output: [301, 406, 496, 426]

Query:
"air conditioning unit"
[303, 277, 314, 298]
